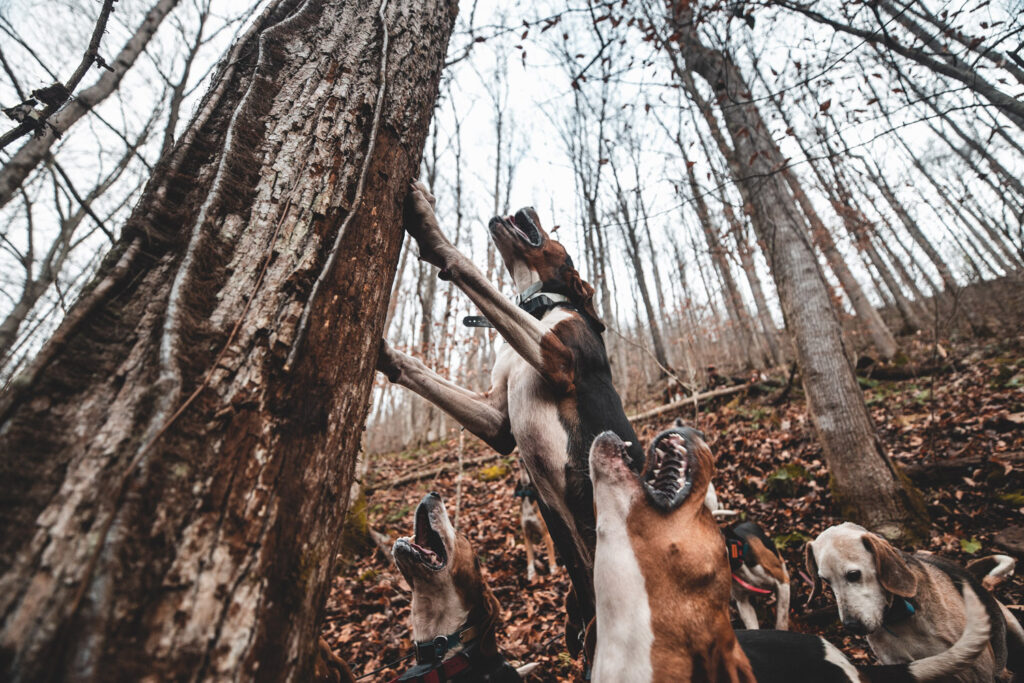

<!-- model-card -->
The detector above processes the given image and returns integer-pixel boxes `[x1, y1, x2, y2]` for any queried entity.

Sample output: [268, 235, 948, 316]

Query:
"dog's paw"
[403, 181, 449, 271]
[376, 339, 402, 382]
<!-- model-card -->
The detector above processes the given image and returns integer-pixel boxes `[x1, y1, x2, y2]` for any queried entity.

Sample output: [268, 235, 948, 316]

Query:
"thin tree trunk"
[750, 64, 900, 358]
[0, 2, 456, 680]
[657, 5, 927, 539]
[685, 158, 759, 370]
[0, 0, 181, 211]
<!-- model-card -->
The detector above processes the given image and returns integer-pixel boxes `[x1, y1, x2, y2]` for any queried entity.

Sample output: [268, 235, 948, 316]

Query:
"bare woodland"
[0, 0, 1021, 679]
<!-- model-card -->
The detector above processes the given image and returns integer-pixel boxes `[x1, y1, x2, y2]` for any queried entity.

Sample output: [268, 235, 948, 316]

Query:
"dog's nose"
[842, 618, 868, 635]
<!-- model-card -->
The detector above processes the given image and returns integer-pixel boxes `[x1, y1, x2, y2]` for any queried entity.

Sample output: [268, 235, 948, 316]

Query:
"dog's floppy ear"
[804, 542, 821, 604]
[862, 533, 918, 598]
[564, 267, 604, 332]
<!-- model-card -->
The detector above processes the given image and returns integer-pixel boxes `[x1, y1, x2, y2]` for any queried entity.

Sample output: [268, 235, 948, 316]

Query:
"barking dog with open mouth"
[378, 182, 643, 650]
[588, 427, 994, 683]
[392, 492, 536, 682]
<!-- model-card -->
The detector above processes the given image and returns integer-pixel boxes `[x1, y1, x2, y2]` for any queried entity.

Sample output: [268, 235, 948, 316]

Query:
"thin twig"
[0, 0, 117, 151]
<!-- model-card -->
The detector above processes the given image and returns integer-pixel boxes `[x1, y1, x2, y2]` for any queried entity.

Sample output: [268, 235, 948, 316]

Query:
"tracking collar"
[393, 620, 513, 683]
[463, 281, 572, 328]
[883, 595, 917, 627]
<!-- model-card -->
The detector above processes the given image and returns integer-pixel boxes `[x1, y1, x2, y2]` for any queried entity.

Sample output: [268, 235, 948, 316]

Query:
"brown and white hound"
[807, 523, 1024, 682]
[515, 468, 558, 583]
[722, 519, 791, 631]
[392, 492, 537, 682]
[378, 182, 643, 646]
[588, 426, 993, 683]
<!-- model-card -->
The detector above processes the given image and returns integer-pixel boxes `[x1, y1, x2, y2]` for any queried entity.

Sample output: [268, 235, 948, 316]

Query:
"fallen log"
[628, 382, 755, 423]
[899, 451, 1024, 484]
[859, 361, 964, 382]
[369, 452, 504, 491]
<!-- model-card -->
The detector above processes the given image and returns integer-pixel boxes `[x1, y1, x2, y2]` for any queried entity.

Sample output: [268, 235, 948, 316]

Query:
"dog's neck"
[410, 582, 469, 644]
[595, 488, 756, 682]
[510, 262, 539, 294]
[592, 487, 655, 682]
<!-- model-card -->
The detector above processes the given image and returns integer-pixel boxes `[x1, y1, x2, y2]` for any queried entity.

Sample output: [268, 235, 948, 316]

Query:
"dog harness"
[391, 621, 517, 683]
[463, 281, 572, 328]
[724, 526, 774, 595]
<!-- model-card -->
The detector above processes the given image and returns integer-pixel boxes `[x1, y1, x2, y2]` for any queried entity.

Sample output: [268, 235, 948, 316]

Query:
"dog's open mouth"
[406, 503, 447, 570]
[504, 208, 542, 247]
[643, 430, 695, 511]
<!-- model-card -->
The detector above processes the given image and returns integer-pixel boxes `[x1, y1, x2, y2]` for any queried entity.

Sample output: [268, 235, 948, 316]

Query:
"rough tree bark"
[0, 0, 456, 680]
[658, 5, 928, 540]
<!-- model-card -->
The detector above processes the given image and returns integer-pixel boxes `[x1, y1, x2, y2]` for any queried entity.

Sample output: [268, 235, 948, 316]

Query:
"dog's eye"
[845, 570, 862, 583]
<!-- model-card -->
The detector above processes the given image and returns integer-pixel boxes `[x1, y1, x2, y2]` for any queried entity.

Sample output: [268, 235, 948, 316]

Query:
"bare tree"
[0, 0, 181, 210]
[648, 0, 928, 539]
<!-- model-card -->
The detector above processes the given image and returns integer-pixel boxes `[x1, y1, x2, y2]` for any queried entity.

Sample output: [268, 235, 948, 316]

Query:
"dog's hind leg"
[377, 340, 515, 454]
[543, 525, 558, 574]
[774, 580, 790, 630]
[403, 183, 575, 391]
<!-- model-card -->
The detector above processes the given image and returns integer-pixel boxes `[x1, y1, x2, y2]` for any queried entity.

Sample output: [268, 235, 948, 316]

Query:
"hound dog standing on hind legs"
[377, 181, 643, 650]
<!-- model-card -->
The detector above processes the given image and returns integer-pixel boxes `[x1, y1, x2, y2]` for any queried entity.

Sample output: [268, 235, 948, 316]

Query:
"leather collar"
[883, 595, 917, 626]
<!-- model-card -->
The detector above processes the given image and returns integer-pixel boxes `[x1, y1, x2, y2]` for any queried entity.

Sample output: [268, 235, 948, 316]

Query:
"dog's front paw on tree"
[403, 181, 453, 275]
[376, 339, 403, 383]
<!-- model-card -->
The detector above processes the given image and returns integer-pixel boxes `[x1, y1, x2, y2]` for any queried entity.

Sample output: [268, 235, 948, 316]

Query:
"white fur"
[589, 456, 654, 683]
[503, 310, 592, 568]
[819, 639, 860, 682]
[811, 523, 890, 634]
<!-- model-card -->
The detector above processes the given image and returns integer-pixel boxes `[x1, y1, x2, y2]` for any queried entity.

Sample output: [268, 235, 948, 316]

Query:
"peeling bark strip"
[0, 0, 457, 680]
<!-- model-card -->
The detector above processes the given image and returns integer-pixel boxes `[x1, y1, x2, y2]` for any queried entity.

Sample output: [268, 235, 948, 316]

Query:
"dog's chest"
[498, 342, 572, 491]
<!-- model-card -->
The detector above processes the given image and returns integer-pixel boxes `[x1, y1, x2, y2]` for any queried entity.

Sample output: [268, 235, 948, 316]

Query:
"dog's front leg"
[774, 581, 790, 630]
[377, 340, 516, 454]
[404, 183, 575, 392]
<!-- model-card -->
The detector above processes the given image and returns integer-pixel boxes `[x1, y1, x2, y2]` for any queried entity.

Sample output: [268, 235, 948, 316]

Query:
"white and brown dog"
[392, 492, 537, 682]
[722, 519, 791, 631]
[378, 182, 644, 646]
[806, 522, 1024, 682]
[588, 427, 994, 683]
[515, 468, 558, 582]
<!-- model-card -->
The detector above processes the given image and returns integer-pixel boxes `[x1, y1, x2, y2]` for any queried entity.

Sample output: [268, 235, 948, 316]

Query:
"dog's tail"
[515, 662, 540, 677]
[903, 583, 991, 681]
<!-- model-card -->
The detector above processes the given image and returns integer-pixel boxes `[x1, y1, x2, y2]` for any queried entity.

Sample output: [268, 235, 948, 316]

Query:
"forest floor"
[322, 334, 1024, 681]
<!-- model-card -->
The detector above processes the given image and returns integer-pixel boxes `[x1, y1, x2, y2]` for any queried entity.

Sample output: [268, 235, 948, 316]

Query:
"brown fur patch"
[862, 533, 918, 598]
[746, 537, 789, 584]
[540, 322, 576, 394]
[449, 535, 502, 658]
[627, 436, 756, 682]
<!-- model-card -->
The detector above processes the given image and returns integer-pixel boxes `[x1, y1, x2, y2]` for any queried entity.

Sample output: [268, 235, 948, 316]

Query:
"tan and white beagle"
[806, 522, 1024, 682]
[589, 427, 994, 683]
[515, 468, 558, 583]
[392, 492, 537, 682]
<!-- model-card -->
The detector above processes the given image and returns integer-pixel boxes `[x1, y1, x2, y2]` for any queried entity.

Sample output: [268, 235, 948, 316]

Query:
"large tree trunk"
[660, 10, 928, 540]
[0, 1, 456, 680]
